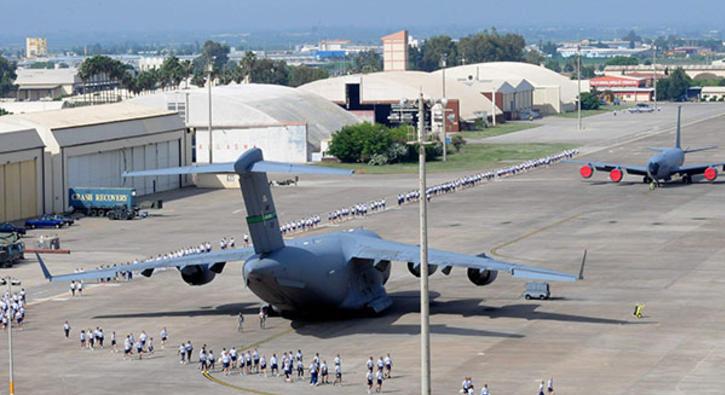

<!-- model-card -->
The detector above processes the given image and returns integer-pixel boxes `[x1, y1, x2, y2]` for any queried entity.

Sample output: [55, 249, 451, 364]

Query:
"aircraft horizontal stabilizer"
[123, 163, 236, 177]
[684, 145, 718, 154]
[250, 161, 353, 176]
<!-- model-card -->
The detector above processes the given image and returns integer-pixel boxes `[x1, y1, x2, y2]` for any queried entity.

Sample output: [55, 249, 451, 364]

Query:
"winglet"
[35, 253, 53, 281]
[578, 249, 587, 280]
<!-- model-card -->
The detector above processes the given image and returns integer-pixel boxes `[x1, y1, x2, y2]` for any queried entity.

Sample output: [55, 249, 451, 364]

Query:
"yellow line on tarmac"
[237, 325, 298, 350]
[201, 371, 278, 395]
[489, 212, 584, 262]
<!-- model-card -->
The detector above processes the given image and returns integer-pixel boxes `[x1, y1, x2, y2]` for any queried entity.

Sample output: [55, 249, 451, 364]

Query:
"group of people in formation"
[460, 376, 555, 395]
[281, 215, 322, 235]
[65, 321, 169, 361]
[327, 199, 387, 223]
[399, 149, 579, 205]
[1, 289, 26, 329]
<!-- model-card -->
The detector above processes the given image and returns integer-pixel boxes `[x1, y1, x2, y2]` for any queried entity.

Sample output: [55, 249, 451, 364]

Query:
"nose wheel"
[648, 181, 657, 191]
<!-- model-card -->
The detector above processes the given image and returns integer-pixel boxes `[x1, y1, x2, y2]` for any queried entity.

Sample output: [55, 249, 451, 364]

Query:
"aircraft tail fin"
[675, 105, 682, 149]
[124, 148, 352, 254]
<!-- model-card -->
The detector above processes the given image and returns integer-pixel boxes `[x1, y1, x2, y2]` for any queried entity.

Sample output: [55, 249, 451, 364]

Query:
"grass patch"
[460, 122, 539, 140]
[319, 143, 577, 174]
[556, 104, 632, 119]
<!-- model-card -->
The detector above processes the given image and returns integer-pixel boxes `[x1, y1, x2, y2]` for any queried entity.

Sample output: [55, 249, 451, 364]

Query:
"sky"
[1, 0, 724, 44]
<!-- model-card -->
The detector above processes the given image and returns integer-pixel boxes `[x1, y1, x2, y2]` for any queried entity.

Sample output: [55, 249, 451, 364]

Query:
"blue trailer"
[69, 187, 137, 218]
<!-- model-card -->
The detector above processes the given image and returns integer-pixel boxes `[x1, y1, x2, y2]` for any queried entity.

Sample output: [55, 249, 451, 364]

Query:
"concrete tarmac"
[2, 103, 725, 395]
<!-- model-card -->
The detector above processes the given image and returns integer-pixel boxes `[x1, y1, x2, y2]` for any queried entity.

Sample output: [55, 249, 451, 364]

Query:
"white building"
[15, 68, 80, 101]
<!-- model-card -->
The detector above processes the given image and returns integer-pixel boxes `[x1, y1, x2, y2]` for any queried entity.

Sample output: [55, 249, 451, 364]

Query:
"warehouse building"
[0, 102, 191, 217]
[439, 62, 579, 114]
[0, 119, 46, 223]
[299, 71, 501, 130]
[15, 68, 81, 101]
[131, 84, 360, 187]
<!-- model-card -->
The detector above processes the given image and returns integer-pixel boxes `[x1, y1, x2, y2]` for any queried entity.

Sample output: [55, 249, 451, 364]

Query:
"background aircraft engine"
[704, 167, 718, 181]
[467, 268, 498, 286]
[579, 164, 594, 179]
[180, 264, 216, 286]
[407, 261, 438, 277]
[609, 168, 624, 183]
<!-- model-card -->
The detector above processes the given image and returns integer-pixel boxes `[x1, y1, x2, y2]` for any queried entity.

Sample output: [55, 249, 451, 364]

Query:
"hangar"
[430, 62, 578, 114]
[0, 119, 45, 222]
[0, 102, 191, 215]
[299, 70, 501, 130]
[130, 84, 360, 188]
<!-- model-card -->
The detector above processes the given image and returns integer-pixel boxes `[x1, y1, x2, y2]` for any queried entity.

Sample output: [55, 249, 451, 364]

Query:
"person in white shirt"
[366, 371, 374, 394]
[375, 369, 384, 393]
[383, 353, 392, 378]
[480, 384, 490, 395]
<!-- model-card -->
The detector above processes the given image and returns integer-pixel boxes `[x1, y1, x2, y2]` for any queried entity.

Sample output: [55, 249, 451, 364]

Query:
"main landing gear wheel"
[682, 175, 692, 184]
[648, 182, 657, 191]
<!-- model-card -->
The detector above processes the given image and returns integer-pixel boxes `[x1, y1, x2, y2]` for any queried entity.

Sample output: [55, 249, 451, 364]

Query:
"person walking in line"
[547, 377, 554, 394]
[63, 321, 71, 338]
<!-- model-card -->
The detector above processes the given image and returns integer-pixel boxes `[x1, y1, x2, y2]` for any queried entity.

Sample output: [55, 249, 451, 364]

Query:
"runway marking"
[202, 371, 278, 395]
[489, 212, 585, 262]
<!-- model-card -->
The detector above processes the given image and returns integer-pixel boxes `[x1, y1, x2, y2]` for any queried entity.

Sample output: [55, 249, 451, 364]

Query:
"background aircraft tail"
[124, 148, 352, 254]
[675, 106, 682, 149]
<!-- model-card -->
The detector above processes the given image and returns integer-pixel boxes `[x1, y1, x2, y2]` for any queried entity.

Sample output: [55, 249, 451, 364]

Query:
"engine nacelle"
[407, 261, 437, 277]
[579, 164, 594, 179]
[609, 168, 623, 183]
[467, 268, 498, 286]
[704, 167, 718, 181]
[180, 264, 216, 286]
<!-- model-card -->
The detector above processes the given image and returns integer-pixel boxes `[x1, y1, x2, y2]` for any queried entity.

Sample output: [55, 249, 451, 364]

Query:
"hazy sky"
[2, 0, 723, 37]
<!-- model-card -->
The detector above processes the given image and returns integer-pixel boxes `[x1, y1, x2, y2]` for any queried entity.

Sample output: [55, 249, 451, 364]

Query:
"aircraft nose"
[648, 162, 659, 178]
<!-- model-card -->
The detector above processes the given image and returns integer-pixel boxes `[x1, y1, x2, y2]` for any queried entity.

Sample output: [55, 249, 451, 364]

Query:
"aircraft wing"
[343, 235, 577, 282]
[675, 162, 725, 176]
[563, 159, 648, 176]
[35, 247, 255, 282]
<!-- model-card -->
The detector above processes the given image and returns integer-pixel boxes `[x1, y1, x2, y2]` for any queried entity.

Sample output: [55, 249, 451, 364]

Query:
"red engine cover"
[609, 168, 623, 183]
[704, 167, 718, 181]
[579, 165, 594, 179]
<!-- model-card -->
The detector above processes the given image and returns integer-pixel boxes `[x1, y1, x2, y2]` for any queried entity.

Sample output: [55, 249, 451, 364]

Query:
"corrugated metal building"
[0, 102, 192, 219]
[0, 119, 46, 222]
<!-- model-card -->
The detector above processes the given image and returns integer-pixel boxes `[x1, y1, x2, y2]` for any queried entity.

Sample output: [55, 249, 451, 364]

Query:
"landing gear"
[648, 181, 657, 191]
[682, 175, 692, 184]
[642, 176, 652, 184]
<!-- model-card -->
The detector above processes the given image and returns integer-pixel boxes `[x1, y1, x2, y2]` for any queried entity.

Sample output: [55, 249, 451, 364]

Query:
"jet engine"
[467, 268, 498, 286]
[704, 167, 718, 181]
[180, 264, 217, 286]
[407, 261, 438, 277]
[609, 168, 624, 183]
[579, 164, 594, 179]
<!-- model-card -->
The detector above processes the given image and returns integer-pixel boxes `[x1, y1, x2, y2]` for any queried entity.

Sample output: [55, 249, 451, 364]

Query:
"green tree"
[29, 61, 55, 69]
[0, 108, 10, 116]
[0, 55, 17, 97]
[415, 35, 458, 71]
[346, 50, 383, 73]
[579, 91, 600, 110]
[192, 41, 230, 77]
[524, 50, 545, 65]
[458, 30, 526, 64]
[544, 59, 561, 72]
[288, 65, 329, 87]
[236, 52, 289, 85]
[622, 30, 641, 43]
[605, 56, 639, 66]
[665, 68, 691, 101]
[158, 56, 188, 89]
[541, 41, 559, 57]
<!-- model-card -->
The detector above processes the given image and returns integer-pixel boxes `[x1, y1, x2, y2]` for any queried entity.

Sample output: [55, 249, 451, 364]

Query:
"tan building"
[15, 68, 80, 101]
[25, 37, 48, 58]
[382, 31, 408, 72]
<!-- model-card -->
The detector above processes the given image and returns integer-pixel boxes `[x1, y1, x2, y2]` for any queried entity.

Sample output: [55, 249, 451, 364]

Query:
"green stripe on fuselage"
[246, 212, 277, 225]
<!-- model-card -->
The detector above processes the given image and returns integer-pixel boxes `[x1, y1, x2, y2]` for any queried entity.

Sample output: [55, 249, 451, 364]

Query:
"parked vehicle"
[25, 215, 69, 229]
[628, 103, 655, 113]
[0, 232, 25, 267]
[69, 187, 161, 220]
[523, 282, 550, 300]
[519, 108, 542, 121]
[0, 223, 26, 235]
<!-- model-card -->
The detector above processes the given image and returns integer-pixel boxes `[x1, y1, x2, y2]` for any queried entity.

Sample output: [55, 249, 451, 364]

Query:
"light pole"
[577, 44, 582, 131]
[440, 55, 448, 162]
[207, 61, 214, 164]
[652, 45, 658, 109]
[416, 91, 431, 395]
[1, 277, 20, 395]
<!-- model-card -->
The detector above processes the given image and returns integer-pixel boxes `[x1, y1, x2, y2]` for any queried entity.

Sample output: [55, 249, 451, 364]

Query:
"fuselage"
[242, 228, 392, 314]
[647, 148, 685, 181]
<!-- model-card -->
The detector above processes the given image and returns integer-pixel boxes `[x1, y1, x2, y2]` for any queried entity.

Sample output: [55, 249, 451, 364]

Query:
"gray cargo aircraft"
[37, 148, 579, 315]
[567, 107, 725, 189]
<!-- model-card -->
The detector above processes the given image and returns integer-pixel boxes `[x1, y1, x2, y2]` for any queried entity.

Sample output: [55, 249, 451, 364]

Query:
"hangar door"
[0, 160, 38, 222]
[67, 140, 181, 197]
